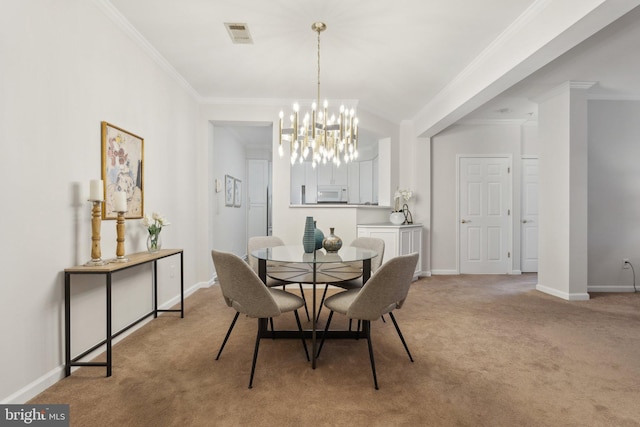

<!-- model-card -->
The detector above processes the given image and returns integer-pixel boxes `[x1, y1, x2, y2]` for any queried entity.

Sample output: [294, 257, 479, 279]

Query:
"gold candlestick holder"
[85, 200, 107, 266]
[114, 210, 129, 263]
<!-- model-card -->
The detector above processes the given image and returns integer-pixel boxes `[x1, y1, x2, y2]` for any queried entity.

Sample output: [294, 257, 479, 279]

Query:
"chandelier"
[278, 22, 359, 168]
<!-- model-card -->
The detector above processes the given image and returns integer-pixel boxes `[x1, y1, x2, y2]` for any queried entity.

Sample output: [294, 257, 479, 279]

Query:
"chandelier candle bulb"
[89, 180, 103, 201]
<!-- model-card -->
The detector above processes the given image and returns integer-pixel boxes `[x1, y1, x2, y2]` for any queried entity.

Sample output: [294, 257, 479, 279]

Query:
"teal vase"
[314, 221, 324, 250]
[302, 216, 315, 253]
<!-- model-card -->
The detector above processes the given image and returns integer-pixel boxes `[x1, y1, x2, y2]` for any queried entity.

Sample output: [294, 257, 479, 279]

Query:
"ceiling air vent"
[224, 22, 253, 44]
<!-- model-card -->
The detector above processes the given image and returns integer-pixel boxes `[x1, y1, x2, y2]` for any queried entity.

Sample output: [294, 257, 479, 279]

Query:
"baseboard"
[158, 281, 208, 310]
[587, 285, 637, 293]
[2, 281, 210, 404]
[510, 270, 522, 275]
[1, 366, 66, 404]
[431, 269, 458, 275]
[536, 284, 590, 301]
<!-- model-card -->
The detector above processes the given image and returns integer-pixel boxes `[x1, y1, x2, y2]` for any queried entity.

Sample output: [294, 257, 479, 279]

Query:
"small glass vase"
[147, 233, 162, 253]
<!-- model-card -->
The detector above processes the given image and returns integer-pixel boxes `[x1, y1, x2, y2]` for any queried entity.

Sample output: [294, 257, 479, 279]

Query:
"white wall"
[430, 123, 524, 273]
[0, 0, 200, 402]
[536, 83, 590, 300]
[209, 125, 247, 258]
[588, 100, 640, 291]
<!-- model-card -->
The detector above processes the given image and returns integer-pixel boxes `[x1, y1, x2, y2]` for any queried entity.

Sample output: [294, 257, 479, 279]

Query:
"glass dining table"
[251, 245, 378, 369]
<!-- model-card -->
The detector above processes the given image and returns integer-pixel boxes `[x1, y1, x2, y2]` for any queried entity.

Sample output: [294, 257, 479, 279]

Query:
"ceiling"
[107, 0, 640, 131]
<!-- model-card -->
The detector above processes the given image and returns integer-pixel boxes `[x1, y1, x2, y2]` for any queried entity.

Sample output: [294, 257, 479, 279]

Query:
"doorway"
[458, 156, 512, 274]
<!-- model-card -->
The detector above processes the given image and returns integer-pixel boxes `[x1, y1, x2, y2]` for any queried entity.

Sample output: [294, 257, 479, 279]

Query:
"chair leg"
[316, 310, 334, 359]
[269, 317, 274, 339]
[388, 312, 414, 362]
[317, 285, 329, 321]
[215, 311, 240, 360]
[364, 320, 379, 390]
[298, 283, 311, 321]
[249, 318, 265, 389]
[293, 309, 310, 361]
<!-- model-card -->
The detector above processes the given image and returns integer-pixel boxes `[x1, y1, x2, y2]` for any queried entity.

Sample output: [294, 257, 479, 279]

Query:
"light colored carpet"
[30, 274, 640, 426]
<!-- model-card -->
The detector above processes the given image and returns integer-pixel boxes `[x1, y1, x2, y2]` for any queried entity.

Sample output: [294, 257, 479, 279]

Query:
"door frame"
[456, 154, 513, 274]
[520, 155, 539, 273]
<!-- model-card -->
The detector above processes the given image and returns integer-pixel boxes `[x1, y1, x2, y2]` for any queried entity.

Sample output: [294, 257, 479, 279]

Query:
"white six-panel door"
[247, 159, 269, 239]
[521, 158, 539, 272]
[459, 156, 511, 274]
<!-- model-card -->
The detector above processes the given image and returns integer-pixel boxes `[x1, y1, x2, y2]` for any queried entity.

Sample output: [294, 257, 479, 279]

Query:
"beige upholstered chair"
[316, 252, 419, 389]
[211, 250, 309, 388]
[318, 237, 385, 320]
[248, 236, 310, 321]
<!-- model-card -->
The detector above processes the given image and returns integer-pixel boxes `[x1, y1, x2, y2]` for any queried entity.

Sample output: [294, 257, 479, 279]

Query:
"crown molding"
[588, 93, 640, 101]
[457, 118, 530, 126]
[532, 81, 597, 103]
[92, 0, 200, 100]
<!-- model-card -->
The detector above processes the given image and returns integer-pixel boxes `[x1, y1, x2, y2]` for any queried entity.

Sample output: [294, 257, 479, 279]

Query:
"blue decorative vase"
[302, 216, 315, 253]
[314, 221, 324, 250]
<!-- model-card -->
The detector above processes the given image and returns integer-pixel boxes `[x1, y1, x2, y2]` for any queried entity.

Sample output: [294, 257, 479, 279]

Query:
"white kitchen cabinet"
[359, 160, 373, 204]
[317, 163, 348, 186]
[348, 162, 360, 203]
[357, 223, 422, 279]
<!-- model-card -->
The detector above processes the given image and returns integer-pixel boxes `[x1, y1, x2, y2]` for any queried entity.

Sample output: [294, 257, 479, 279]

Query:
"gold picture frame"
[101, 121, 144, 219]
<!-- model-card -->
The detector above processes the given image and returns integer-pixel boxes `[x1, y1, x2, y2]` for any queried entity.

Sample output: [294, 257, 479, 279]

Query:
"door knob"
[461, 219, 470, 223]
[522, 220, 527, 223]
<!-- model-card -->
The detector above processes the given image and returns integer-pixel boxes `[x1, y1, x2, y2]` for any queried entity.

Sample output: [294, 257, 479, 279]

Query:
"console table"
[64, 249, 184, 377]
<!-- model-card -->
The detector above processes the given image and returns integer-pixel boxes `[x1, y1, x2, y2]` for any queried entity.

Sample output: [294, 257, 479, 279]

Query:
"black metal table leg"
[106, 273, 112, 377]
[312, 261, 317, 369]
[363, 258, 371, 284]
[258, 258, 267, 284]
[65, 273, 71, 377]
[180, 251, 184, 318]
[153, 260, 158, 318]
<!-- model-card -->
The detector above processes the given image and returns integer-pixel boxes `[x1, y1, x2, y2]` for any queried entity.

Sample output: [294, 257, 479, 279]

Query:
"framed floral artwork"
[234, 179, 242, 207]
[225, 174, 234, 207]
[101, 121, 144, 219]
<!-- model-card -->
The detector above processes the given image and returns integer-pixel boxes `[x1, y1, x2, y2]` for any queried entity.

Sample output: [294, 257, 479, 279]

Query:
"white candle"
[113, 191, 127, 212]
[89, 180, 103, 201]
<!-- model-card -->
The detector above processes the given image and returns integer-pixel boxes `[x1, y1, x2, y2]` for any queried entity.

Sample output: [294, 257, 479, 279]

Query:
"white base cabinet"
[357, 223, 422, 280]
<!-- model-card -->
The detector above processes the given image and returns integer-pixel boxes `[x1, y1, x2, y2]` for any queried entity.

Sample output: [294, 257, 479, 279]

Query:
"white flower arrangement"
[141, 212, 170, 251]
[394, 189, 413, 212]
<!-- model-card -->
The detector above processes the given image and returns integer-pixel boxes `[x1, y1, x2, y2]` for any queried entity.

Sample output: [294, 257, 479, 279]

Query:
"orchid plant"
[393, 189, 413, 212]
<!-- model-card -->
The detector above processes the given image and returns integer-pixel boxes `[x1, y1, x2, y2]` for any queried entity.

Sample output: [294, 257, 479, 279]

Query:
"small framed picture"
[234, 179, 242, 207]
[225, 175, 234, 206]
